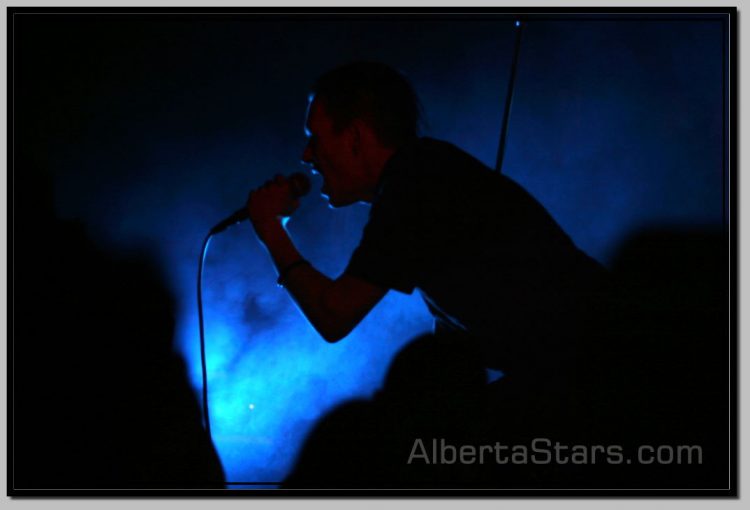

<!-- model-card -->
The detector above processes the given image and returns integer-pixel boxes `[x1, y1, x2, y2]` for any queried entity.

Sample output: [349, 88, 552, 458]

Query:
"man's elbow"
[319, 324, 353, 344]
[321, 331, 345, 344]
[315, 309, 357, 343]
[317, 288, 360, 343]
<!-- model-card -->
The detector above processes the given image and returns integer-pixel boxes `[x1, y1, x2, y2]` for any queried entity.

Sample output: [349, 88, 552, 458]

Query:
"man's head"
[302, 62, 420, 207]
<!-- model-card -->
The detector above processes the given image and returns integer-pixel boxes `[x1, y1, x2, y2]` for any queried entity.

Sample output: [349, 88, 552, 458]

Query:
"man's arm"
[248, 178, 387, 342]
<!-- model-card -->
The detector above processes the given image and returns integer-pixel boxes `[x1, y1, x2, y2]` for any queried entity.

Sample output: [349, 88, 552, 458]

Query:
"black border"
[6, 6, 738, 498]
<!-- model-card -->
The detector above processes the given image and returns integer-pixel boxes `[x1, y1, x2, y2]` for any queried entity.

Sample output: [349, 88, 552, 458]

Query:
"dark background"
[11, 11, 729, 488]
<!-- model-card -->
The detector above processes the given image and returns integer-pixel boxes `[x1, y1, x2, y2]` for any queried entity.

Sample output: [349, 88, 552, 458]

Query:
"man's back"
[346, 137, 607, 373]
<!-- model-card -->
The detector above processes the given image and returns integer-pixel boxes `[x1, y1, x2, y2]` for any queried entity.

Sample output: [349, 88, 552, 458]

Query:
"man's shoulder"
[382, 137, 492, 186]
[396, 137, 481, 165]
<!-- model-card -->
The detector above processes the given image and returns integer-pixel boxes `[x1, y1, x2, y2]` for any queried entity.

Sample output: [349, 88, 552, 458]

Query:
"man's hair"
[311, 61, 421, 148]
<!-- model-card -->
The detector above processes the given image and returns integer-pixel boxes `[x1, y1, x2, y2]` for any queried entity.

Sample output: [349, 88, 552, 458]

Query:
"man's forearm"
[254, 220, 307, 275]
[254, 220, 348, 342]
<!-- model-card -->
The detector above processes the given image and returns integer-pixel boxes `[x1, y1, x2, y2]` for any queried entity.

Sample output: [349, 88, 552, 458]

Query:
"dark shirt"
[345, 137, 606, 373]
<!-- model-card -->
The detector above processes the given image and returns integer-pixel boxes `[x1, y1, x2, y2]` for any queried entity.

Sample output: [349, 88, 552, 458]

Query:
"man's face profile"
[302, 97, 362, 208]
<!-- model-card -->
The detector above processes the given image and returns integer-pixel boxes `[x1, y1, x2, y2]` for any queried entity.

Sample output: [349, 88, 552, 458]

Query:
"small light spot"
[486, 369, 505, 384]
[515, 21, 521, 27]
[248, 404, 255, 410]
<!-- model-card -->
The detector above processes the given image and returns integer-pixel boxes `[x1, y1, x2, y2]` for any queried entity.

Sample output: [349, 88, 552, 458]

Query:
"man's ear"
[347, 120, 364, 156]
[350, 119, 381, 158]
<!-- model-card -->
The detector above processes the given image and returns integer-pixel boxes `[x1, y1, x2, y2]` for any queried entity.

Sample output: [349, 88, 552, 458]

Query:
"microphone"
[210, 172, 311, 235]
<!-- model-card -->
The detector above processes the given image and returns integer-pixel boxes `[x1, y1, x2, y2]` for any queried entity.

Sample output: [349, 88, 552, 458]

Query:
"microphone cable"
[197, 232, 284, 487]
[197, 233, 213, 437]
[196, 174, 309, 487]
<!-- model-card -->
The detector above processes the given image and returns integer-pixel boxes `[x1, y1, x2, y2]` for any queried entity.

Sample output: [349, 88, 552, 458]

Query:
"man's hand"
[247, 174, 300, 238]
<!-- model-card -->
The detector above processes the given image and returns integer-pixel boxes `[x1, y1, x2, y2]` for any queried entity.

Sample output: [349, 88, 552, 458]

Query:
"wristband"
[277, 259, 311, 287]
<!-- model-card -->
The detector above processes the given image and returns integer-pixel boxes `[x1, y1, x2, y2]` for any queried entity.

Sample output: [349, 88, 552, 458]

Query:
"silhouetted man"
[247, 62, 728, 490]
[247, 61, 606, 395]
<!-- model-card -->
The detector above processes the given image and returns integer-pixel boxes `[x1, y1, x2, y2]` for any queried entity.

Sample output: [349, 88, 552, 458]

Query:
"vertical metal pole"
[495, 20, 525, 173]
